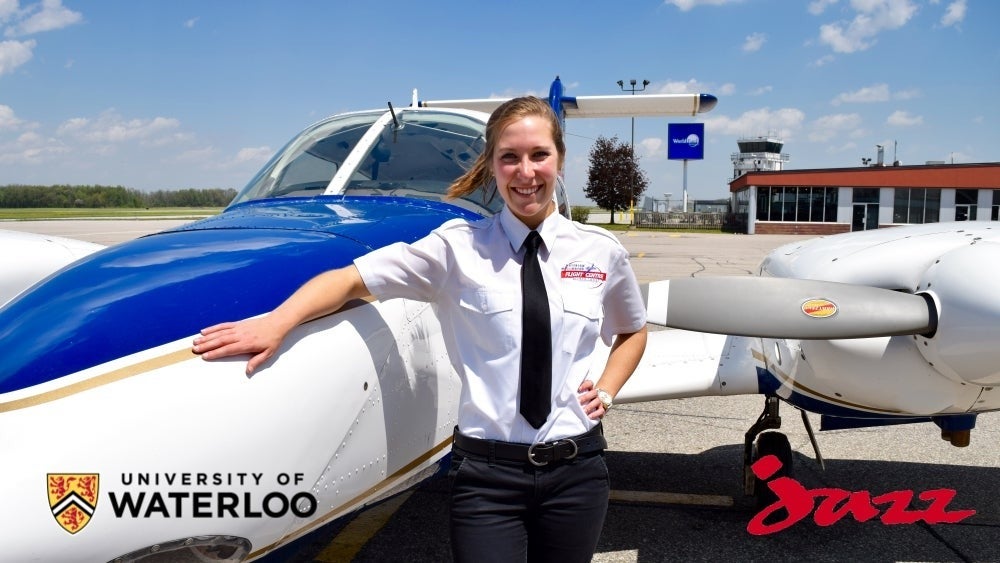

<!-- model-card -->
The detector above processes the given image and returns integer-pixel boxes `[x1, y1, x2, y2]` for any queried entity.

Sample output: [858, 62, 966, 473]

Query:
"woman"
[193, 96, 647, 562]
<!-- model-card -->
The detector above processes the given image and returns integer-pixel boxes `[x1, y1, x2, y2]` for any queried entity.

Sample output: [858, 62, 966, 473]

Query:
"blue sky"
[0, 0, 995, 206]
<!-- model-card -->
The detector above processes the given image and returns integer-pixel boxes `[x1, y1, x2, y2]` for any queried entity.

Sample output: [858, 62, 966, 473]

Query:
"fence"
[634, 211, 728, 231]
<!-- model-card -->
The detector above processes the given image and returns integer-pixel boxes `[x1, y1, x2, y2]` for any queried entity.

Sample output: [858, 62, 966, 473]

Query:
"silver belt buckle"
[528, 438, 578, 467]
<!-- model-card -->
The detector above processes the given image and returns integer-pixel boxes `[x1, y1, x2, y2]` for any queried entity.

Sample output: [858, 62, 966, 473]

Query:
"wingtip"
[698, 94, 718, 113]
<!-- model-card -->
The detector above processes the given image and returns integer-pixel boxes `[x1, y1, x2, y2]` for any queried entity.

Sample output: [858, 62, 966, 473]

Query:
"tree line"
[3, 137, 645, 212]
[0, 185, 237, 208]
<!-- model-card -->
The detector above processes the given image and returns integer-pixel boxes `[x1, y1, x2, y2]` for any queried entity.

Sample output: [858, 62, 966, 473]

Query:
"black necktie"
[519, 231, 551, 429]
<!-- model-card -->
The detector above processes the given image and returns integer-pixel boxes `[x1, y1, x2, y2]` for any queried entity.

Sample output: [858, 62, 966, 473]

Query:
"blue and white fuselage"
[0, 107, 502, 561]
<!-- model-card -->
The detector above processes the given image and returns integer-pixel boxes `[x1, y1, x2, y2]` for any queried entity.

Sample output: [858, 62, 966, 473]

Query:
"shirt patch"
[560, 261, 607, 288]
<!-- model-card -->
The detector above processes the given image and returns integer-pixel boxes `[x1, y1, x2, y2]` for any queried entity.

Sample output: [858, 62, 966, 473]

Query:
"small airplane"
[0, 77, 719, 562]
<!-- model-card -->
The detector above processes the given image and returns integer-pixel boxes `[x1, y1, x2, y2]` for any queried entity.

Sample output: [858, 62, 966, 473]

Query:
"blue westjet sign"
[668, 123, 705, 160]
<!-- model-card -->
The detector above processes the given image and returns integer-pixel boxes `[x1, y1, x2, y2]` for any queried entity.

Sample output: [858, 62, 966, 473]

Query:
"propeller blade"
[642, 277, 936, 339]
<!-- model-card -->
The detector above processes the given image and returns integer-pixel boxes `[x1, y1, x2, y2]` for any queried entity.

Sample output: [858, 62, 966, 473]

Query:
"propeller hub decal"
[801, 299, 838, 318]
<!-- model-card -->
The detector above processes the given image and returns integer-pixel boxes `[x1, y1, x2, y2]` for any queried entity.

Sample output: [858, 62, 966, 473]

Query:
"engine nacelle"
[917, 241, 1000, 386]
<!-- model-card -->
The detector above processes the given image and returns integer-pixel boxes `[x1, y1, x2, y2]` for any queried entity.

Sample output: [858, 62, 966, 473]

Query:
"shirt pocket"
[457, 289, 518, 355]
[560, 292, 603, 356]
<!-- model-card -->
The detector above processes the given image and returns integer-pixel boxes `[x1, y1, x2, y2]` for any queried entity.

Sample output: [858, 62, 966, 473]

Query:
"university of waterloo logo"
[48, 473, 99, 534]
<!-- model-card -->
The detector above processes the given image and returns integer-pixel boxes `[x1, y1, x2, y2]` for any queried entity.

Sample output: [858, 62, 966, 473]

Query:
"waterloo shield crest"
[48, 473, 99, 534]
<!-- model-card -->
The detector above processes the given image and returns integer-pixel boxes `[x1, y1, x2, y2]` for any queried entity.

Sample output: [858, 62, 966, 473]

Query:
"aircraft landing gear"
[743, 396, 784, 497]
[743, 395, 825, 506]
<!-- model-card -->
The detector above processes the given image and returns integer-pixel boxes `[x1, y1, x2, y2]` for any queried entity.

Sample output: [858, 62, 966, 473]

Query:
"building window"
[993, 190, 999, 221]
[781, 187, 797, 221]
[956, 189, 978, 221]
[755, 186, 838, 222]
[735, 188, 748, 213]
[894, 188, 940, 224]
[853, 188, 880, 203]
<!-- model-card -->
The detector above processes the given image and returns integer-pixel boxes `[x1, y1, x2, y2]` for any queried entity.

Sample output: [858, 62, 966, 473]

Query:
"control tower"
[731, 135, 789, 180]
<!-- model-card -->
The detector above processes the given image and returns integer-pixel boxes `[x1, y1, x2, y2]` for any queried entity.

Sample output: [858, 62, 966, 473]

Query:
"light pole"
[617, 79, 649, 224]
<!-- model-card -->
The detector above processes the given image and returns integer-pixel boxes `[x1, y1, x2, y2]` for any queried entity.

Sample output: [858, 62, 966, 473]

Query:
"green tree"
[583, 136, 648, 224]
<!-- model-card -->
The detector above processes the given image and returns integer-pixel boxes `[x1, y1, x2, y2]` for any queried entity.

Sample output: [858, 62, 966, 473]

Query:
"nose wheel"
[743, 395, 824, 506]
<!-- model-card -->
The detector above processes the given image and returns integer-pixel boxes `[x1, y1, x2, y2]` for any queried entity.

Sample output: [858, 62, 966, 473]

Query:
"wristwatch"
[596, 388, 613, 411]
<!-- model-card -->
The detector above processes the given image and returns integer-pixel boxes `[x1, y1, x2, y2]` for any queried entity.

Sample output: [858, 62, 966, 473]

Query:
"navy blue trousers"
[448, 452, 610, 563]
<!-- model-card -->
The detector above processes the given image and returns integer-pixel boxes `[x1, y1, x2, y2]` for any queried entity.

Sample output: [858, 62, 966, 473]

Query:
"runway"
[6, 219, 999, 562]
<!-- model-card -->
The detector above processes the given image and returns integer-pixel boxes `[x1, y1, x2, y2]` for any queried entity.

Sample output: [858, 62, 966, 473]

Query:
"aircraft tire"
[752, 431, 793, 510]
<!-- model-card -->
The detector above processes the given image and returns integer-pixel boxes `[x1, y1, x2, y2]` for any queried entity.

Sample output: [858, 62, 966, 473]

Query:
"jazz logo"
[48, 474, 99, 534]
[747, 456, 975, 535]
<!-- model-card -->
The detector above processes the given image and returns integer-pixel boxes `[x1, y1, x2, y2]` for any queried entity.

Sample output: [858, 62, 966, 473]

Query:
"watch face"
[597, 390, 612, 408]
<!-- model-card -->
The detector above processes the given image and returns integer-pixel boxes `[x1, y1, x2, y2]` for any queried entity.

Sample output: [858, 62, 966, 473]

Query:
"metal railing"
[634, 211, 732, 231]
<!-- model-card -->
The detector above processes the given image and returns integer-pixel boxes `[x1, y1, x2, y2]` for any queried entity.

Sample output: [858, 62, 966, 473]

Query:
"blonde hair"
[447, 96, 566, 201]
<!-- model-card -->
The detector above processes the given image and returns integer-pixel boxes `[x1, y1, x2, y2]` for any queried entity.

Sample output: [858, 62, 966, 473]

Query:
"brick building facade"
[728, 163, 1000, 235]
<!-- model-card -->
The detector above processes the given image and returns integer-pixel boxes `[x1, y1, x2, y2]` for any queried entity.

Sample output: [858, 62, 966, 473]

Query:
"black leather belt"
[452, 423, 607, 467]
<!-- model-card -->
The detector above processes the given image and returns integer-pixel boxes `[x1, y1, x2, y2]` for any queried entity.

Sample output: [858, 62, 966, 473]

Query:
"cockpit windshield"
[229, 108, 504, 215]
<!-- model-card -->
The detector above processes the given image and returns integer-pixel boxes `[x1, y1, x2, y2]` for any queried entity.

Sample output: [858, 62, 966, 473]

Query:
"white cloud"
[887, 110, 922, 126]
[16, 130, 43, 144]
[0, 38, 35, 76]
[4, 0, 83, 37]
[0, 129, 69, 165]
[0, 103, 22, 128]
[809, 113, 863, 142]
[742, 32, 766, 52]
[716, 82, 736, 96]
[663, 0, 743, 11]
[748, 85, 773, 96]
[234, 146, 272, 164]
[811, 54, 836, 67]
[940, 0, 966, 27]
[654, 79, 734, 97]
[0, 0, 19, 22]
[808, 0, 839, 15]
[56, 110, 182, 144]
[818, 0, 918, 53]
[638, 137, 665, 159]
[832, 83, 890, 105]
[184, 17, 199, 29]
[704, 107, 806, 141]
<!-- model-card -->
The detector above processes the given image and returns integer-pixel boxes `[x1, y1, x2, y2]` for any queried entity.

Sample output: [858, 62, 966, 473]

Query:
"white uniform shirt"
[354, 206, 646, 444]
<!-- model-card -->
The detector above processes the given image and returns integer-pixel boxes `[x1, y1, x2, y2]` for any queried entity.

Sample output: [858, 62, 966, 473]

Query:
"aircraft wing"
[565, 94, 715, 117]
[420, 93, 716, 118]
[0, 230, 105, 306]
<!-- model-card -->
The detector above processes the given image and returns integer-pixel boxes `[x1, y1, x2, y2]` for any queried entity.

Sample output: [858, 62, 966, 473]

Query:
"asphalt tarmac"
[6, 220, 999, 562]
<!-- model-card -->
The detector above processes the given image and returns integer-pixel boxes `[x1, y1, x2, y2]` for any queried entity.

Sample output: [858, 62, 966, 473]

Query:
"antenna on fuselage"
[388, 102, 399, 129]
[388, 101, 401, 142]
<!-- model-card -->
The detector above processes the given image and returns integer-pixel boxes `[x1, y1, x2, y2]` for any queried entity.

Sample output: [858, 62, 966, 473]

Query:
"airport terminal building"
[728, 162, 1000, 235]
